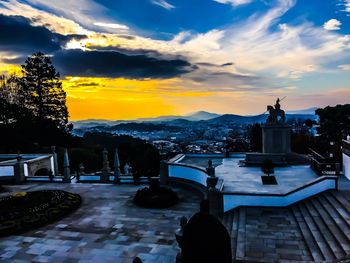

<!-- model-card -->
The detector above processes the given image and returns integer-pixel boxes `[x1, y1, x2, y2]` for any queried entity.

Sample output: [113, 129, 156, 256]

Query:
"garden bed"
[0, 190, 81, 237]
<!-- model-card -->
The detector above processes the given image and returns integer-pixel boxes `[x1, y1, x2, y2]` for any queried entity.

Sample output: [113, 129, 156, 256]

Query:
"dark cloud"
[196, 62, 234, 68]
[221, 62, 234, 67]
[0, 14, 195, 79]
[53, 49, 195, 79]
[117, 35, 136, 40]
[87, 45, 190, 62]
[185, 69, 264, 88]
[0, 14, 83, 54]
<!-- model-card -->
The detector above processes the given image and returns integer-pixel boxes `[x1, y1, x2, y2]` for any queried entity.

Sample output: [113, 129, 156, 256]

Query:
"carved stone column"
[114, 148, 121, 183]
[63, 148, 71, 183]
[206, 160, 222, 218]
[101, 148, 110, 183]
[51, 146, 59, 176]
[14, 155, 25, 183]
[160, 160, 169, 186]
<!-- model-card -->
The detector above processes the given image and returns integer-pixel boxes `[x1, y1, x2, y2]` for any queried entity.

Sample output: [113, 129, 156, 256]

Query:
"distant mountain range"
[137, 111, 221, 122]
[286, 107, 318, 115]
[72, 108, 318, 130]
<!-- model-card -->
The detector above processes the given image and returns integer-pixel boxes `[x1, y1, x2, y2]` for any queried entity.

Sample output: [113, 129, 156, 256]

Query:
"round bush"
[133, 180, 179, 208]
[0, 190, 81, 237]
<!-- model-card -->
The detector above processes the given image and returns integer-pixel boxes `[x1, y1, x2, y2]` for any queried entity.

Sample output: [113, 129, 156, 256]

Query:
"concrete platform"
[180, 154, 319, 194]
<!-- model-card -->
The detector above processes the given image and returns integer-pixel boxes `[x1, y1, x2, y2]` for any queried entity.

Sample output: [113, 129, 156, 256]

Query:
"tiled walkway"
[0, 183, 200, 263]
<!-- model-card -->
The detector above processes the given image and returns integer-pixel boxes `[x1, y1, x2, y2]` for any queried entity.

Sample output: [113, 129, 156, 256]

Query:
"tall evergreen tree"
[0, 74, 26, 125]
[19, 52, 68, 130]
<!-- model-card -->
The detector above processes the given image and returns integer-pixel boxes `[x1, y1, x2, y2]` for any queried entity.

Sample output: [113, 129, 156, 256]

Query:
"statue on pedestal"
[266, 98, 286, 124]
[123, 163, 132, 175]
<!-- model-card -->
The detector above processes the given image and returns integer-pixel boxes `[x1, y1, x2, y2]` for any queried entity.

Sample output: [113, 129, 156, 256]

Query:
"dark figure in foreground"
[182, 200, 232, 263]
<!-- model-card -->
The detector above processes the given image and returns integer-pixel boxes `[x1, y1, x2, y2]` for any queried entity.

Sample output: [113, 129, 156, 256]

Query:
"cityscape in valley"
[1, 0, 350, 262]
[72, 109, 317, 155]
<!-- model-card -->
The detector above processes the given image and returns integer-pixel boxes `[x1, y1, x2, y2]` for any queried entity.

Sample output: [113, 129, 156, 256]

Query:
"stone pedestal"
[14, 155, 25, 183]
[160, 161, 169, 186]
[262, 124, 291, 154]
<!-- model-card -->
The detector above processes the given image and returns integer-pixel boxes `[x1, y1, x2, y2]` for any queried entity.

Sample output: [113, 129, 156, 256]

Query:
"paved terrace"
[0, 183, 200, 263]
[181, 155, 319, 194]
[1, 181, 350, 262]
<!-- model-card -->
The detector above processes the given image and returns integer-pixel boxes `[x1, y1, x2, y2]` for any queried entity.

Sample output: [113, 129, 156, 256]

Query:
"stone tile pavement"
[0, 183, 201, 263]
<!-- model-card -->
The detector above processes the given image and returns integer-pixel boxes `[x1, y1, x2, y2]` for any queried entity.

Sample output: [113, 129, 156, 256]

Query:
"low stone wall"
[221, 176, 338, 212]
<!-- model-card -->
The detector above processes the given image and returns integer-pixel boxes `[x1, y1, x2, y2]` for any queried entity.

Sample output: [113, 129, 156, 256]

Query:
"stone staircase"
[223, 190, 350, 262]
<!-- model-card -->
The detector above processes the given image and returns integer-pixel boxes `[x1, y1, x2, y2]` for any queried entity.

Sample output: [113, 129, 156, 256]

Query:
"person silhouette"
[181, 200, 232, 263]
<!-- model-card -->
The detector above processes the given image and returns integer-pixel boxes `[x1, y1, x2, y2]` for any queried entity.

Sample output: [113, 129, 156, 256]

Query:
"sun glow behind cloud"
[62, 77, 215, 120]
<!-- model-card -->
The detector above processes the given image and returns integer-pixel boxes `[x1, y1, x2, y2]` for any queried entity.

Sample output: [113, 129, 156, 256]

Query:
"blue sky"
[0, 0, 349, 119]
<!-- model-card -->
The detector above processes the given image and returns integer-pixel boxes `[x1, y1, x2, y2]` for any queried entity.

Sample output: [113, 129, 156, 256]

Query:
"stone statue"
[206, 160, 215, 177]
[124, 163, 130, 175]
[266, 98, 285, 124]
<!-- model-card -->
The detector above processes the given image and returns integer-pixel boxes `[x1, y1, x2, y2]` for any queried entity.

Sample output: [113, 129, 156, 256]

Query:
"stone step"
[319, 195, 350, 238]
[331, 191, 350, 215]
[298, 202, 336, 261]
[324, 193, 350, 228]
[304, 199, 346, 259]
[235, 207, 246, 260]
[291, 205, 325, 262]
[223, 209, 239, 260]
[222, 211, 231, 231]
[315, 196, 350, 252]
[231, 210, 239, 257]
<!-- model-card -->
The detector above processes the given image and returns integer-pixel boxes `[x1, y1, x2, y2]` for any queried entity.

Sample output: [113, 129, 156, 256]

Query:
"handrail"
[0, 154, 50, 159]
[0, 162, 16, 166]
[25, 155, 52, 164]
[168, 154, 185, 163]
[167, 162, 208, 174]
[221, 176, 337, 196]
[309, 148, 326, 160]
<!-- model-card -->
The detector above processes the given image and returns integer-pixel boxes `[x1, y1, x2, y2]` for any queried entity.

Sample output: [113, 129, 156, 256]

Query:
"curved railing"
[168, 162, 209, 187]
[221, 175, 338, 212]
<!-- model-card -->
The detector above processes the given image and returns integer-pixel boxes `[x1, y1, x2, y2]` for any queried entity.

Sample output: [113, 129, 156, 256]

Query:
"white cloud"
[1, 0, 350, 90]
[323, 19, 342, 30]
[343, 0, 350, 13]
[0, 0, 89, 35]
[93, 22, 129, 31]
[338, 64, 350, 70]
[26, 0, 129, 33]
[60, 0, 350, 81]
[214, 0, 252, 6]
[151, 0, 175, 10]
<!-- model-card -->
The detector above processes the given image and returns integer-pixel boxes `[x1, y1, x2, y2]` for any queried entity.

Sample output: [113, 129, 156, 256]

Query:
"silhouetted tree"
[313, 104, 350, 161]
[304, 118, 316, 128]
[316, 104, 350, 142]
[0, 53, 78, 152]
[82, 132, 160, 176]
[0, 75, 28, 125]
[19, 52, 68, 130]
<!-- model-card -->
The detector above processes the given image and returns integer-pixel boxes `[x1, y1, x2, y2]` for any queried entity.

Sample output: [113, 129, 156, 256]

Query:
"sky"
[0, 0, 349, 120]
